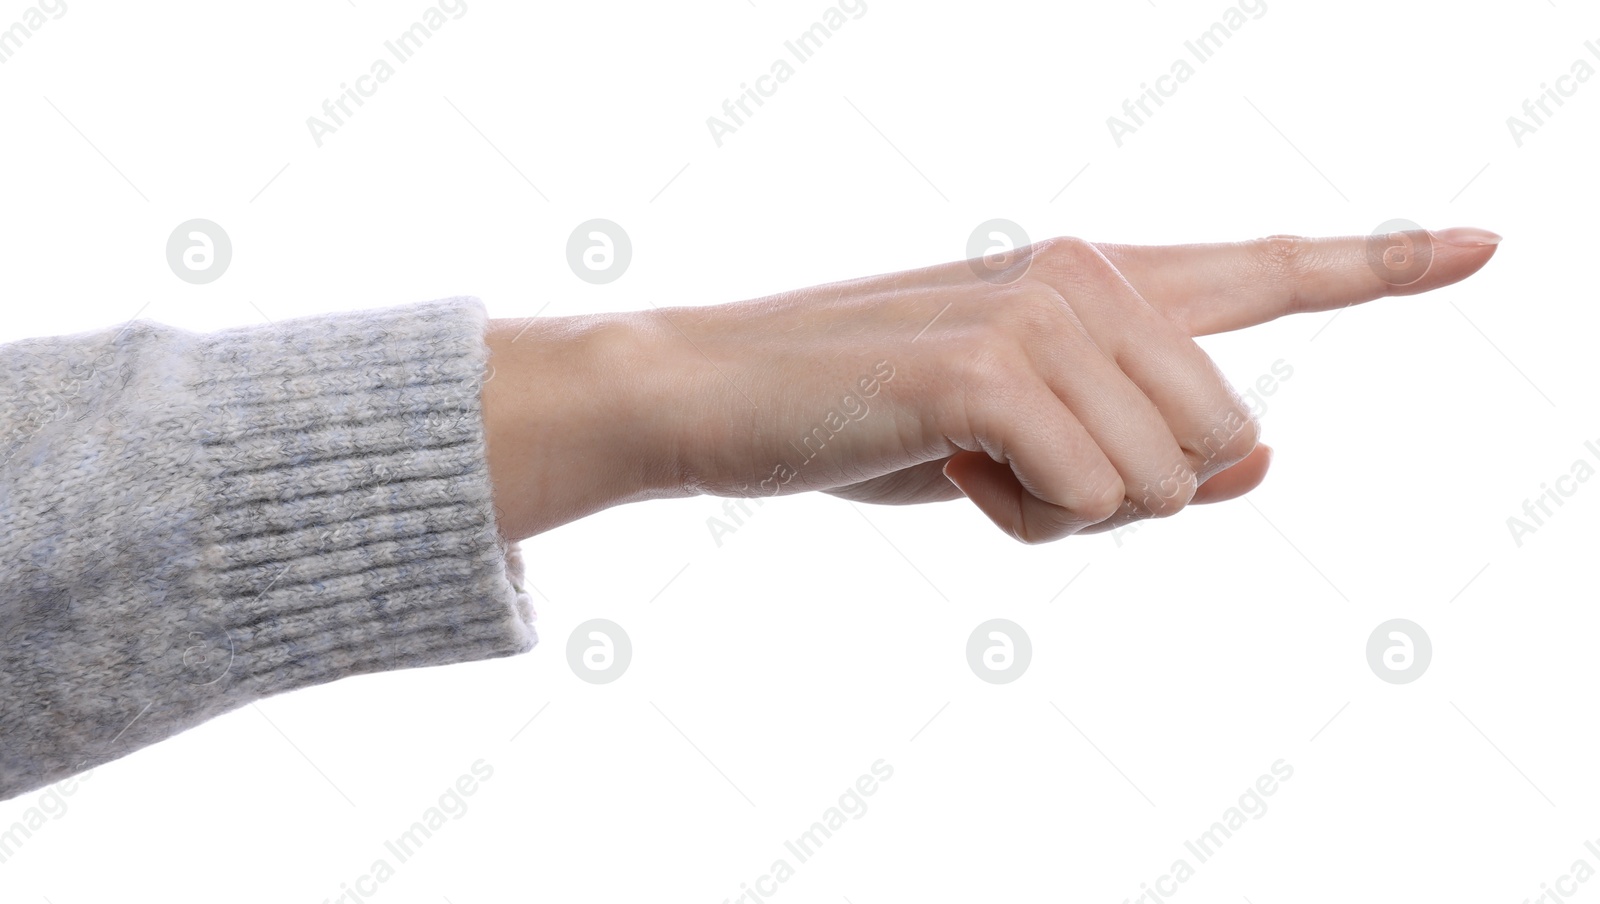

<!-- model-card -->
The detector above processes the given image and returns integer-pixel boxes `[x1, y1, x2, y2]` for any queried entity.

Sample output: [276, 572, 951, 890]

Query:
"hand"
[483, 228, 1499, 543]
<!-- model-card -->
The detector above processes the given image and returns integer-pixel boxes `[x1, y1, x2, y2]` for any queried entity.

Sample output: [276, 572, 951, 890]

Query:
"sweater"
[0, 298, 538, 802]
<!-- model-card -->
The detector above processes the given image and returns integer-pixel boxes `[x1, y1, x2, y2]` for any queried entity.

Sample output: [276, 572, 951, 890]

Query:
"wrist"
[481, 312, 690, 541]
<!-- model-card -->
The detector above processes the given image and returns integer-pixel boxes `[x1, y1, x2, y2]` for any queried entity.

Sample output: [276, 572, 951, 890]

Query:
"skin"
[480, 228, 1500, 545]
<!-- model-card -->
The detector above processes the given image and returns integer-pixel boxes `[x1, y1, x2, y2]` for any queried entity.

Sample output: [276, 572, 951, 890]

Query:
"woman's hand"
[483, 228, 1499, 543]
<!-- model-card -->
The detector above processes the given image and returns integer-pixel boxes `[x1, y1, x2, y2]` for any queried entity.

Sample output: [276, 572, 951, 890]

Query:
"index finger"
[1096, 227, 1502, 337]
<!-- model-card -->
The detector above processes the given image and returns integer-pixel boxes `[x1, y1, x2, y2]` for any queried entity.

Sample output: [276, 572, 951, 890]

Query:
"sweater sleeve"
[0, 297, 538, 801]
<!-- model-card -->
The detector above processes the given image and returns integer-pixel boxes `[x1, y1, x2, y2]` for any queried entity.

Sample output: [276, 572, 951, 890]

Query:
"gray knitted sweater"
[0, 298, 538, 802]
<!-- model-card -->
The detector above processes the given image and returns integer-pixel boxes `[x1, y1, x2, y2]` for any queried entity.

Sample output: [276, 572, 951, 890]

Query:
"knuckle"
[958, 286, 1066, 357]
[1257, 233, 1309, 265]
[1077, 477, 1127, 525]
[1028, 235, 1102, 276]
[1131, 463, 1197, 519]
[1012, 519, 1054, 546]
[1223, 409, 1263, 460]
[1193, 404, 1261, 471]
[953, 343, 1027, 393]
[992, 285, 1068, 335]
[1028, 235, 1135, 308]
[1254, 234, 1311, 294]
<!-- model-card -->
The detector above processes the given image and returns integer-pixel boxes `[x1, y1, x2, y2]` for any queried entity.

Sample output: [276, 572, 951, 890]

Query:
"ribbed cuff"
[188, 298, 536, 699]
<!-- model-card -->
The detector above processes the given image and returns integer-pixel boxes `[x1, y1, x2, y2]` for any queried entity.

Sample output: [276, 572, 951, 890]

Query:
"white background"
[1, 1, 1595, 902]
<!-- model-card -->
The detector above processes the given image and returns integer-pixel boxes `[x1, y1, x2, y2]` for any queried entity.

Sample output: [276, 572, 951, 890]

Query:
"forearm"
[480, 311, 695, 542]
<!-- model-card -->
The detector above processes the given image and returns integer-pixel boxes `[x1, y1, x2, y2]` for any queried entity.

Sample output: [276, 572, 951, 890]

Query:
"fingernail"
[1432, 227, 1503, 247]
